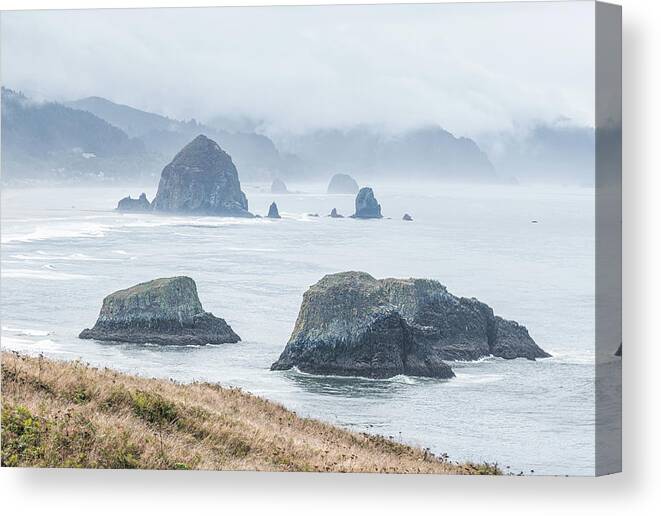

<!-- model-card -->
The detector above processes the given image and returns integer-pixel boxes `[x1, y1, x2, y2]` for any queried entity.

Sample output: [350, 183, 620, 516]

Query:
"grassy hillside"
[1, 352, 499, 474]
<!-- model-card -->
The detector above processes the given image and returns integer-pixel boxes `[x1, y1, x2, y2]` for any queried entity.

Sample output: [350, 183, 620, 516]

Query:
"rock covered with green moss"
[79, 276, 240, 345]
[271, 271, 549, 379]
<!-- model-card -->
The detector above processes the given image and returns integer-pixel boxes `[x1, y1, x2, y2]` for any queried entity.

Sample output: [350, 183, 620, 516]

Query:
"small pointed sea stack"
[270, 178, 289, 194]
[117, 193, 151, 212]
[351, 187, 382, 219]
[402, 213, 413, 221]
[328, 208, 344, 218]
[79, 276, 240, 346]
[267, 202, 281, 219]
[327, 173, 359, 194]
[151, 135, 252, 217]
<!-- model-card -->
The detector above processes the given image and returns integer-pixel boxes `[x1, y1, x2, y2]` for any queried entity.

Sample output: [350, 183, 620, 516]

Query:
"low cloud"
[1, 3, 595, 138]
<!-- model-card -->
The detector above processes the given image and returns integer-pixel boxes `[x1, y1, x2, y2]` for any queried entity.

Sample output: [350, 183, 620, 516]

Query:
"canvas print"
[0, 1, 621, 476]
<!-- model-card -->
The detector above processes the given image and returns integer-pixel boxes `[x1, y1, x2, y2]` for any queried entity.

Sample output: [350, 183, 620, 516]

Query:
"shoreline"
[1, 351, 499, 474]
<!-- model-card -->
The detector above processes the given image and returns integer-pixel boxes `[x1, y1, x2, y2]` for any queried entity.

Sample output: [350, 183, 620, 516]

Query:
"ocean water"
[0, 182, 609, 475]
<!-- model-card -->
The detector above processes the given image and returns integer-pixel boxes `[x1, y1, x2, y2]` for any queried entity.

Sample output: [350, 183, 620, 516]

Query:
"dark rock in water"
[117, 193, 151, 212]
[79, 276, 240, 346]
[267, 202, 281, 219]
[490, 317, 545, 360]
[151, 135, 252, 217]
[271, 271, 549, 379]
[615, 343, 622, 357]
[328, 208, 344, 218]
[271, 178, 289, 194]
[351, 187, 382, 219]
[307, 213, 319, 217]
[402, 213, 413, 221]
[327, 173, 359, 194]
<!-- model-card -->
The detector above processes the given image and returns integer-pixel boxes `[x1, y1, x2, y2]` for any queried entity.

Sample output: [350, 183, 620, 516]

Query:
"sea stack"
[328, 208, 344, 218]
[351, 187, 382, 219]
[271, 271, 549, 379]
[267, 202, 281, 219]
[79, 276, 240, 346]
[327, 173, 360, 194]
[151, 135, 252, 217]
[402, 213, 413, 221]
[270, 178, 289, 194]
[117, 193, 151, 212]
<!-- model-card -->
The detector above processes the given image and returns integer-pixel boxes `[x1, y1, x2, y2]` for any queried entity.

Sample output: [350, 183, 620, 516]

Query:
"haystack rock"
[151, 135, 252, 217]
[79, 276, 240, 346]
[271, 271, 549, 379]
[267, 202, 281, 219]
[351, 187, 382, 219]
[117, 193, 151, 212]
[270, 178, 289, 194]
[328, 208, 344, 218]
[327, 173, 359, 194]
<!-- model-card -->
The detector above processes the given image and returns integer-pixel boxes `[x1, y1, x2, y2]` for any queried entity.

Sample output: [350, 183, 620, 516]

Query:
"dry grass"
[1, 351, 499, 474]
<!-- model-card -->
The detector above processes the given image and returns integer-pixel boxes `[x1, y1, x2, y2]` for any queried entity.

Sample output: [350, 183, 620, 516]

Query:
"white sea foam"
[2, 326, 50, 337]
[289, 367, 422, 384]
[545, 350, 595, 365]
[120, 216, 267, 230]
[450, 373, 504, 385]
[0, 335, 66, 354]
[12, 251, 122, 262]
[1, 268, 92, 281]
[227, 247, 277, 253]
[1, 222, 109, 244]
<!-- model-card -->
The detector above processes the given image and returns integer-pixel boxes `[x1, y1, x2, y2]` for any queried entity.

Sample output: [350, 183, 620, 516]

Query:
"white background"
[0, 0, 657, 515]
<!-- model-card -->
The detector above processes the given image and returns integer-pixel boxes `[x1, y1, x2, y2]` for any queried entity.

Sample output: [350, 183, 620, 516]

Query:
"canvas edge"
[595, 0, 622, 477]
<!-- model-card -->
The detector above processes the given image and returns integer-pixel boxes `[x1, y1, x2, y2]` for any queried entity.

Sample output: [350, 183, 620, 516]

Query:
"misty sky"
[0, 2, 595, 138]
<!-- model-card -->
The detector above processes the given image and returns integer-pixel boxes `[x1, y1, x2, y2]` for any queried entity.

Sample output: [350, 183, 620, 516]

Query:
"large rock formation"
[271, 272, 549, 379]
[151, 135, 252, 217]
[351, 187, 382, 219]
[267, 202, 281, 219]
[116, 193, 151, 212]
[79, 276, 240, 346]
[327, 173, 359, 194]
[270, 178, 289, 194]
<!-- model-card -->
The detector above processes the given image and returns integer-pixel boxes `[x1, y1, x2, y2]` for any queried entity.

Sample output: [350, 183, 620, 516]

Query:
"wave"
[120, 215, 268, 230]
[450, 373, 504, 385]
[288, 367, 423, 384]
[1, 268, 92, 281]
[227, 247, 277, 253]
[1, 222, 109, 244]
[1, 212, 269, 245]
[11, 251, 122, 262]
[2, 326, 50, 336]
[447, 355, 499, 365]
[0, 335, 67, 355]
[544, 351, 595, 365]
